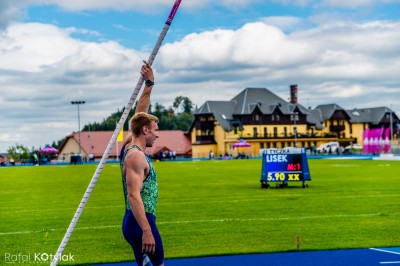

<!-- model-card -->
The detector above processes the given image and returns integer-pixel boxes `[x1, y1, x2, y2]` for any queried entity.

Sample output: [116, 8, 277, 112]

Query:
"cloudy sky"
[0, 0, 399, 152]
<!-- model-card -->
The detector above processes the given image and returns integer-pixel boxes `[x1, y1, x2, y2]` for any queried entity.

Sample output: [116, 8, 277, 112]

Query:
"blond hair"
[129, 112, 159, 137]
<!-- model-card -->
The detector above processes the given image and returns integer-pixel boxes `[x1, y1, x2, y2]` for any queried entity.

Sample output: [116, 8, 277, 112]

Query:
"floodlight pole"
[71, 101, 85, 155]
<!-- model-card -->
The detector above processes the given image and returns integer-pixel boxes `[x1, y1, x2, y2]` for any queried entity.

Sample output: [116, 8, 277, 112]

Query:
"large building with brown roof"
[189, 86, 399, 158]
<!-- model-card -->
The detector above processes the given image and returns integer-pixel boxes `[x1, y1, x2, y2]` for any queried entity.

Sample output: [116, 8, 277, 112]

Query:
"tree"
[173, 96, 184, 113]
[176, 112, 194, 130]
[152, 102, 167, 118]
[182, 97, 194, 114]
[7, 144, 30, 162]
[173, 96, 194, 114]
[53, 96, 195, 145]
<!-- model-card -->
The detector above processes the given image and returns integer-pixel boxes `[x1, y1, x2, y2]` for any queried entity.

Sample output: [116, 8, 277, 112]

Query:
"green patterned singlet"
[120, 145, 158, 216]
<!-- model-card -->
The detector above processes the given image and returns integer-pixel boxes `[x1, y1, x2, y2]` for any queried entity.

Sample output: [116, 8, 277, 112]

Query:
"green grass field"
[1, 159, 399, 265]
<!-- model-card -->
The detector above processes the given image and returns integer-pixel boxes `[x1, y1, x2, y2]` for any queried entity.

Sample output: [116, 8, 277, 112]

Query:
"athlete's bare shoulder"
[124, 147, 145, 163]
[124, 147, 149, 177]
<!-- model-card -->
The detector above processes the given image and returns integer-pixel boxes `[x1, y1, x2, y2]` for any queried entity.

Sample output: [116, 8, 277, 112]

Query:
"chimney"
[290, 84, 298, 104]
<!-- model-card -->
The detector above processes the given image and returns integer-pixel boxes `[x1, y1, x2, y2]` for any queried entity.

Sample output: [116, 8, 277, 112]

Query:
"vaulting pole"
[51, 1, 182, 265]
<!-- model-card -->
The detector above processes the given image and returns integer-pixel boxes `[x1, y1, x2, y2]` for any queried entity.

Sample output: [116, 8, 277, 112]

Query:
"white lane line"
[371, 247, 400, 264]
[371, 248, 400, 255]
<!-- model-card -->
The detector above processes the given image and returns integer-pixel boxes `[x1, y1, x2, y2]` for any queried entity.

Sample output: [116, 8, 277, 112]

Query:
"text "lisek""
[266, 154, 287, 163]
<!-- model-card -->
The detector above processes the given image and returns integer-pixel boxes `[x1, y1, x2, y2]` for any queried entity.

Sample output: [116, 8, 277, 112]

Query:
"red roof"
[60, 130, 191, 157]
[146, 130, 192, 156]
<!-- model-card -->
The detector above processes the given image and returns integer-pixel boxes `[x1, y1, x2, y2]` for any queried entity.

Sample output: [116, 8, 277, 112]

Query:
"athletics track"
[97, 247, 400, 266]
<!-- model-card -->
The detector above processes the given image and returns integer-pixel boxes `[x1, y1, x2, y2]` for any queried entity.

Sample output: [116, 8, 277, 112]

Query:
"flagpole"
[116, 122, 119, 161]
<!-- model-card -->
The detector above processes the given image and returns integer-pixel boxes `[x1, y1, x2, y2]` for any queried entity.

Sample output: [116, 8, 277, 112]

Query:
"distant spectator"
[224, 152, 229, 160]
[33, 153, 39, 165]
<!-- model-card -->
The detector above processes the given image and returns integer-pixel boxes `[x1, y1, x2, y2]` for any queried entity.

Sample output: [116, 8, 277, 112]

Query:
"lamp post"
[293, 112, 298, 147]
[71, 101, 85, 155]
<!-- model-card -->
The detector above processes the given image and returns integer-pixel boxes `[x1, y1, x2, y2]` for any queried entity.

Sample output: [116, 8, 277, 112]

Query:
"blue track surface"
[96, 247, 400, 266]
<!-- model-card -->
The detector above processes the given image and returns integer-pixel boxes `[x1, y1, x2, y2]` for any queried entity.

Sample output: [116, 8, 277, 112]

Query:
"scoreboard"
[260, 148, 311, 188]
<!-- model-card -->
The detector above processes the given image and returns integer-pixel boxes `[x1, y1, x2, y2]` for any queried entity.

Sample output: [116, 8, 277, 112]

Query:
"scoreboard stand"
[260, 148, 311, 189]
[260, 180, 308, 189]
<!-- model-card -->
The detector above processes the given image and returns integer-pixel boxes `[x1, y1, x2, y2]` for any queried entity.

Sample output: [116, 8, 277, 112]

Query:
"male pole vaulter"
[120, 61, 164, 266]
[51, 2, 182, 266]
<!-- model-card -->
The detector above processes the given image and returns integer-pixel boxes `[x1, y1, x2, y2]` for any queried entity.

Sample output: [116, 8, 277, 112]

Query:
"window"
[253, 127, 258, 137]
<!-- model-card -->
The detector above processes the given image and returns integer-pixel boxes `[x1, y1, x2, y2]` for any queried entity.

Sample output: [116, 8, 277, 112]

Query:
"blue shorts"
[122, 210, 164, 266]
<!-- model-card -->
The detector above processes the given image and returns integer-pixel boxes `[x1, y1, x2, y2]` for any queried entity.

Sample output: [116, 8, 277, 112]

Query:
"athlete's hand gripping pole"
[51, 1, 182, 265]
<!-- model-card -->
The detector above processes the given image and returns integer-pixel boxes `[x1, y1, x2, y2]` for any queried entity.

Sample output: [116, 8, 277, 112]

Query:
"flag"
[117, 128, 124, 142]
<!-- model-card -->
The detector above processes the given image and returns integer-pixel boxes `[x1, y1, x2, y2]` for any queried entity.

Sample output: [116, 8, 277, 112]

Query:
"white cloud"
[272, 0, 312, 6]
[158, 22, 314, 70]
[0, 1, 26, 28]
[157, 18, 400, 111]
[0, 23, 80, 72]
[261, 16, 309, 32]
[0, 22, 146, 151]
[1, 5, 400, 151]
[321, 0, 375, 8]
